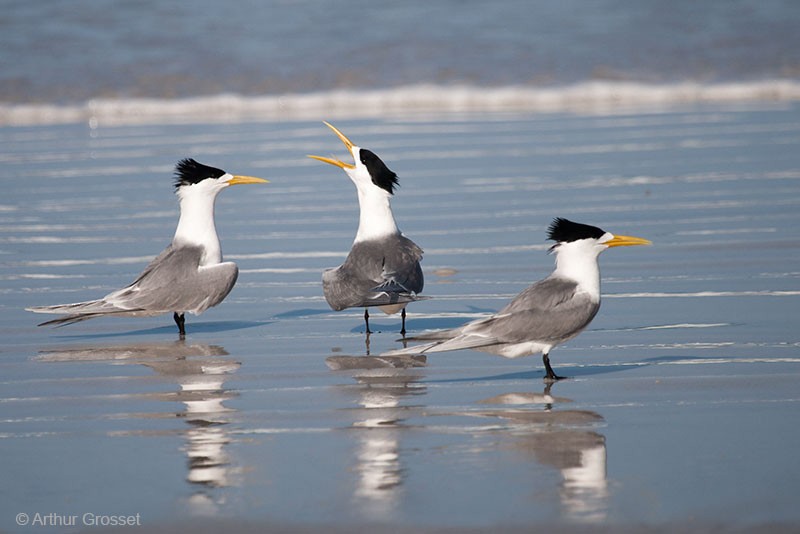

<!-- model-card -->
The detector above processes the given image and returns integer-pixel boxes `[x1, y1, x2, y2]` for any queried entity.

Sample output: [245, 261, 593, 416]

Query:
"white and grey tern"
[308, 122, 424, 335]
[385, 218, 650, 380]
[27, 159, 268, 336]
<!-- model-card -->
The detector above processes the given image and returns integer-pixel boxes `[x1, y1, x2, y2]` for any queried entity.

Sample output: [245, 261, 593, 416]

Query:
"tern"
[308, 122, 424, 336]
[385, 218, 650, 380]
[27, 158, 268, 336]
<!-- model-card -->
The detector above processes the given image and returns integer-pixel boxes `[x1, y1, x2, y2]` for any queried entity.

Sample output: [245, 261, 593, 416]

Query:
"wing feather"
[384, 275, 600, 356]
[323, 234, 424, 310]
[28, 244, 238, 325]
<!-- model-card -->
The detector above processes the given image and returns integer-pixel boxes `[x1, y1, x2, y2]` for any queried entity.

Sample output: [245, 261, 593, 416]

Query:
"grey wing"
[323, 235, 424, 310]
[26, 245, 185, 319]
[374, 234, 424, 294]
[413, 277, 599, 353]
[107, 245, 238, 314]
[467, 277, 599, 344]
[28, 244, 235, 325]
[497, 277, 579, 315]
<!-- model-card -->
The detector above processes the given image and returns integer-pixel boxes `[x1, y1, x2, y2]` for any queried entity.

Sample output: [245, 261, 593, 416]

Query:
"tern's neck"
[173, 190, 221, 265]
[553, 247, 602, 299]
[354, 187, 399, 243]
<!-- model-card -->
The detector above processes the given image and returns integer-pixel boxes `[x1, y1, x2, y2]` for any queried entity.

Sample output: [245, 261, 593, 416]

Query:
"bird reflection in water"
[477, 384, 609, 523]
[36, 340, 240, 515]
[327, 354, 426, 520]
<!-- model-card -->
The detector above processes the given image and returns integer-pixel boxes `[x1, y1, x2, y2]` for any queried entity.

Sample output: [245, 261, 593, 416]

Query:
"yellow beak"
[307, 121, 357, 170]
[228, 175, 269, 186]
[322, 121, 355, 151]
[605, 234, 652, 248]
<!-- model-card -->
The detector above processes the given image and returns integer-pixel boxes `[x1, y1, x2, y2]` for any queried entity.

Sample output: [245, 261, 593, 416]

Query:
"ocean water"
[2, 2, 800, 532]
[2, 0, 800, 125]
[1, 103, 800, 531]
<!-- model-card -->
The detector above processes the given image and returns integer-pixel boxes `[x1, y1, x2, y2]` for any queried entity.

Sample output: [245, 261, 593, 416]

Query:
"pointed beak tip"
[229, 175, 269, 186]
[607, 235, 652, 248]
[308, 154, 354, 170]
[322, 121, 355, 151]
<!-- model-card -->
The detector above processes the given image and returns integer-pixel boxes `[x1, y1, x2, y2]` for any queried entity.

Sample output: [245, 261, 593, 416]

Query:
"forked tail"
[26, 300, 137, 327]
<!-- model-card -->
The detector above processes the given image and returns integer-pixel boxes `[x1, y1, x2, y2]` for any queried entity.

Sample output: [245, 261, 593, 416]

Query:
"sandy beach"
[1, 102, 800, 532]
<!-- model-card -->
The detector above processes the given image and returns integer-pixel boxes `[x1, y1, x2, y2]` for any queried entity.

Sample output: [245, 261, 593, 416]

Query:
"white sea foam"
[0, 236, 115, 244]
[3, 81, 800, 126]
[426, 244, 547, 255]
[239, 268, 322, 274]
[228, 251, 344, 260]
[656, 357, 800, 365]
[638, 323, 731, 330]
[607, 290, 800, 298]
[3, 273, 89, 280]
[20, 256, 154, 267]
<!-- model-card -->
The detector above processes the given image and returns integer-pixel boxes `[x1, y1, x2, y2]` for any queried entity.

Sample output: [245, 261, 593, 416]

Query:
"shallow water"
[1, 103, 800, 531]
[4, 0, 799, 104]
[3, 0, 800, 127]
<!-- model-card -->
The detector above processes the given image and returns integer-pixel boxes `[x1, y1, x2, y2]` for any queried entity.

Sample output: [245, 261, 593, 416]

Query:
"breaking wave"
[3, 80, 800, 127]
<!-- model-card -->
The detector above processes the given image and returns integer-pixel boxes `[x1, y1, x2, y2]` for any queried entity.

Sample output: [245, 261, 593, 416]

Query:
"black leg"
[400, 308, 407, 337]
[364, 308, 372, 334]
[543, 382, 554, 410]
[543, 352, 564, 381]
[173, 312, 186, 337]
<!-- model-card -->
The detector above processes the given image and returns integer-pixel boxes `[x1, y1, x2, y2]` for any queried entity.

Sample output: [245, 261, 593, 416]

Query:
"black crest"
[547, 218, 606, 243]
[359, 149, 398, 194]
[174, 158, 226, 189]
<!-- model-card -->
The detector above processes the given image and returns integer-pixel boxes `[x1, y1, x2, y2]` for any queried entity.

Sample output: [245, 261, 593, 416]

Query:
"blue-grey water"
[5, 0, 800, 102]
[1, 103, 800, 531]
[2, 0, 800, 126]
[2, 1, 800, 532]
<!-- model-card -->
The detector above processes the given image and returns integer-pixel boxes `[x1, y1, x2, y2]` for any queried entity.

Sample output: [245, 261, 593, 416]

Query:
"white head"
[173, 158, 268, 199]
[547, 218, 651, 296]
[308, 122, 400, 241]
[172, 158, 268, 265]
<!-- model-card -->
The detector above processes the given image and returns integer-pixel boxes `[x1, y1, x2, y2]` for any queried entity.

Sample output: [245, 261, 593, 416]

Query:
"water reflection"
[328, 355, 609, 522]
[477, 384, 609, 523]
[327, 354, 426, 521]
[36, 340, 240, 515]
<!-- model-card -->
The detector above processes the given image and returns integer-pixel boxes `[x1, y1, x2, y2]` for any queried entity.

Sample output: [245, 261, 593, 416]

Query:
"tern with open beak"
[309, 122, 425, 336]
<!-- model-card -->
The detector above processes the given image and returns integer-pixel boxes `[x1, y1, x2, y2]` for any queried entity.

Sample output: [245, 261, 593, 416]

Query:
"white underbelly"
[379, 303, 407, 315]
[478, 342, 551, 359]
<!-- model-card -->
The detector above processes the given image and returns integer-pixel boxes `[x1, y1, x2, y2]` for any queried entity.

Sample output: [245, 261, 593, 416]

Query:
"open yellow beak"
[228, 175, 269, 186]
[605, 234, 652, 248]
[322, 121, 355, 151]
[307, 121, 357, 170]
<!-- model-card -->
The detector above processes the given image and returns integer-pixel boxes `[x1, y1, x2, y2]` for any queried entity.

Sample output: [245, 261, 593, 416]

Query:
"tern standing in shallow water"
[308, 122, 424, 336]
[385, 218, 650, 380]
[27, 158, 268, 336]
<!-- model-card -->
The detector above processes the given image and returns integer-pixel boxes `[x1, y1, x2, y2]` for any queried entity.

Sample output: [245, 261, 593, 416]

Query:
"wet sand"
[1, 103, 799, 531]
